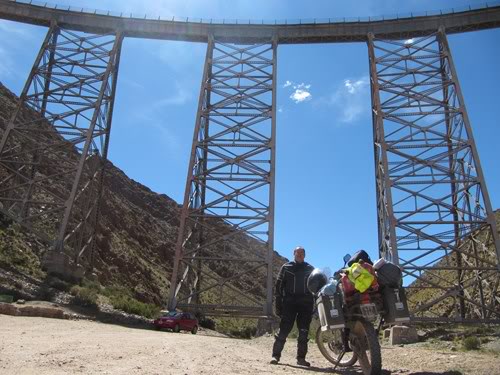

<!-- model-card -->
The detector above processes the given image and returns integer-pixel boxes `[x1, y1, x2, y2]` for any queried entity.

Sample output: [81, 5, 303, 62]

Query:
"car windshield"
[161, 312, 180, 318]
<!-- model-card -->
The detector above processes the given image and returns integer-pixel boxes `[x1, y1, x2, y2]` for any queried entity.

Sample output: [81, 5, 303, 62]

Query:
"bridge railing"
[8, 0, 500, 25]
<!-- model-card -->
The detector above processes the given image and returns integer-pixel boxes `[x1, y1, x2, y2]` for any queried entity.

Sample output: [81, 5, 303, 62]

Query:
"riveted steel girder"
[2, 1, 500, 43]
[368, 29, 500, 323]
[168, 37, 277, 318]
[0, 23, 123, 273]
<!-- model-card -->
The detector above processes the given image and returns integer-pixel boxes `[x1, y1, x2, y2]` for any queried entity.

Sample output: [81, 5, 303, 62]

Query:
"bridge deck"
[1, 0, 500, 43]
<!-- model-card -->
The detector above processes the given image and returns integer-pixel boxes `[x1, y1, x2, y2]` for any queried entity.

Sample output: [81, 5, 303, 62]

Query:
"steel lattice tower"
[0, 22, 122, 276]
[168, 37, 277, 318]
[368, 29, 500, 323]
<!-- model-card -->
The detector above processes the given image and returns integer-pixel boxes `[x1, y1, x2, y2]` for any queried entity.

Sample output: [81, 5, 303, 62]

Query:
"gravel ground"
[0, 315, 498, 375]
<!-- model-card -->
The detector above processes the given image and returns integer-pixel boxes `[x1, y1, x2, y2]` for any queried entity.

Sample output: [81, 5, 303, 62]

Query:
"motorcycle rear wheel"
[350, 320, 382, 375]
[315, 326, 358, 367]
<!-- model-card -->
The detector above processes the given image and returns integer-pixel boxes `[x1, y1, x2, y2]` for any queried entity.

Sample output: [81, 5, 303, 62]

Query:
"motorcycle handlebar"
[333, 268, 346, 280]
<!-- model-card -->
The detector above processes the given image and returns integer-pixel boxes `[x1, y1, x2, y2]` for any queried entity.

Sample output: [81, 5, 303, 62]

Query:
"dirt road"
[0, 315, 498, 374]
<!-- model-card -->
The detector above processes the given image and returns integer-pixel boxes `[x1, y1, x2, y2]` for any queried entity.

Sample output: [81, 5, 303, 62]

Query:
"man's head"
[294, 246, 306, 263]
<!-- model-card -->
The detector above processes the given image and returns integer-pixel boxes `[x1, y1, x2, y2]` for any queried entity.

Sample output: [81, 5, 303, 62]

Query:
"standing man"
[271, 246, 315, 367]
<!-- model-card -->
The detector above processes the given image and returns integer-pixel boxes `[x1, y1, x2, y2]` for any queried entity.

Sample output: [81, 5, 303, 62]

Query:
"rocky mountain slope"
[0, 82, 287, 311]
[406, 210, 500, 320]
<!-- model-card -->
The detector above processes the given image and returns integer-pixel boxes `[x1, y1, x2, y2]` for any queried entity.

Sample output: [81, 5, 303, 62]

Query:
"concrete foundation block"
[0, 302, 66, 319]
[389, 325, 419, 345]
[0, 302, 20, 316]
[42, 252, 84, 281]
[384, 328, 391, 339]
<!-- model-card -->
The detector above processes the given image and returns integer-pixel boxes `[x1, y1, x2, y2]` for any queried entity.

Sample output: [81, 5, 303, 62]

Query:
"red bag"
[340, 261, 379, 302]
[360, 261, 379, 291]
[341, 274, 356, 297]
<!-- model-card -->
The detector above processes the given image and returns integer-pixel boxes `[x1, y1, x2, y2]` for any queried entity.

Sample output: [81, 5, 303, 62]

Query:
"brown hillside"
[406, 210, 500, 320]
[0, 82, 287, 309]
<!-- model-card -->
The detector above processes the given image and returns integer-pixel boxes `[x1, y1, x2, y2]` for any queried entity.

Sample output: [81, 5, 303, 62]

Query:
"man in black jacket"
[270, 246, 315, 367]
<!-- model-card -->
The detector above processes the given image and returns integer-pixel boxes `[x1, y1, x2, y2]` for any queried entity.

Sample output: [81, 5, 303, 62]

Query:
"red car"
[153, 311, 198, 334]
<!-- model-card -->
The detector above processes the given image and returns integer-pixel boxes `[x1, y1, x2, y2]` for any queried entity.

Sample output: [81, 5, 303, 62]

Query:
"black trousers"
[272, 295, 314, 360]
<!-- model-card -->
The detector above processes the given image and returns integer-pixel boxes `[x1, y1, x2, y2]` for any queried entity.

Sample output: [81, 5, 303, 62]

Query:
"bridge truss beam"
[0, 22, 123, 275]
[368, 29, 500, 323]
[168, 36, 277, 318]
[2, 1, 500, 43]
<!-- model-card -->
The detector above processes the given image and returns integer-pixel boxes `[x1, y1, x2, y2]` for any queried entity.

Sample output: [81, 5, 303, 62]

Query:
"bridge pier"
[0, 22, 123, 278]
[168, 36, 278, 318]
[368, 29, 500, 323]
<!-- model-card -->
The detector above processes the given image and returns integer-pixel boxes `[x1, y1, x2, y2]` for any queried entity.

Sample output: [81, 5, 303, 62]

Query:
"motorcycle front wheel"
[349, 320, 382, 375]
[315, 326, 358, 367]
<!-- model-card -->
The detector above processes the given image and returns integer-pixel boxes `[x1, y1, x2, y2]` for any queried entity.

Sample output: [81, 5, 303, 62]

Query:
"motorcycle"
[308, 252, 409, 375]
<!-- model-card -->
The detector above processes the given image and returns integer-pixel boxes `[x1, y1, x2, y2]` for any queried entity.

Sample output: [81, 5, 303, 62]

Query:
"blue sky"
[0, 0, 499, 275]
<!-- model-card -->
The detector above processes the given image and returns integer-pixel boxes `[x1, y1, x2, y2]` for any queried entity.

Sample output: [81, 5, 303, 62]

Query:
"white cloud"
[299, 83, 311, 90]
[93, 0, 193, 18]
[150, 121, 182, 154]
[289, 83, 312, 104]
[283, 80, 292, 88]
[86, 0, 280, 22]
[0, 20, 31, 37]
[149, 39, 206, 76]
[154, 91, 191, 107]
[126, 87, 184, 158]
[0, 20, 35, 80]
[152, 81, 192, 107]
[120, 77, 145, 91]
[0, 46, 14, 79]
[344, 78, 368, 94]
[132, 38, 202, 107]
[326, 76, 370, 123]
[290, 89, 311, 103]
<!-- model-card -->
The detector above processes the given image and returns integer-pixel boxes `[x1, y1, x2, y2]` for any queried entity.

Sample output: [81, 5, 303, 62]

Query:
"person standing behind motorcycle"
[271, 246, 315, 367]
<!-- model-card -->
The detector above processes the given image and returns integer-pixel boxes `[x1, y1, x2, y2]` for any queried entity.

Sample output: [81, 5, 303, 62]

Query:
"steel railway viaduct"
[0, 0, 499, 324]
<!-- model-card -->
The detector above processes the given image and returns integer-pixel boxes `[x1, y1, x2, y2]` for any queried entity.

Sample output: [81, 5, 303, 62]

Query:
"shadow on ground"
[277, 363, 392, 374]
[278, 365, 463, 375]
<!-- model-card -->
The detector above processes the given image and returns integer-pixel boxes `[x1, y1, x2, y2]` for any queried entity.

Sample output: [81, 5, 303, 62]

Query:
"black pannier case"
[347, 250, 373, 266]
[376, 262, 402, 288]
[316, 292, 345, 330]
[381, 287, 410, 324]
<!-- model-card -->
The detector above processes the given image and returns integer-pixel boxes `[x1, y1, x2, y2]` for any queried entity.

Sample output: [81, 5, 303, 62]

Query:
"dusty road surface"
[0, 315, 498, 374]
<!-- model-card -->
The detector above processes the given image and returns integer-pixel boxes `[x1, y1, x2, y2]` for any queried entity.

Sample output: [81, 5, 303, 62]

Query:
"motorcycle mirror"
[343, 253, 351, 265]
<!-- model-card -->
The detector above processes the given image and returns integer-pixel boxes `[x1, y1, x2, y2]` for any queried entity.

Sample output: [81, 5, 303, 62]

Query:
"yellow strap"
[347, 263, 375, 293]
